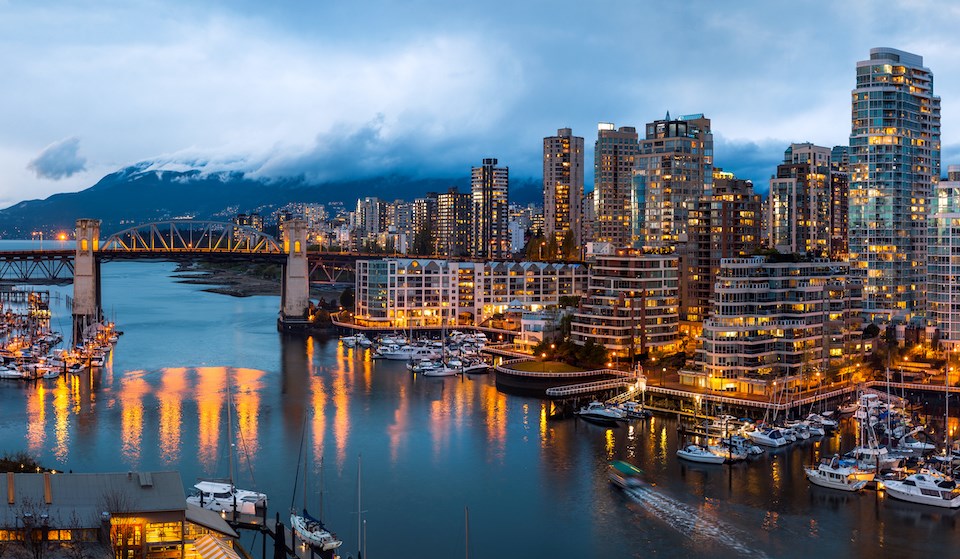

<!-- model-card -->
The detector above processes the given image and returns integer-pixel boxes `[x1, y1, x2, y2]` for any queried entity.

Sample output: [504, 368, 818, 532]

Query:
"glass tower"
[849, 47, 940, 324]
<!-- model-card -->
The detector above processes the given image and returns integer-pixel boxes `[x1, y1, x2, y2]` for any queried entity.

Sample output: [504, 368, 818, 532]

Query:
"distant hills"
[0, 163, 544, 237]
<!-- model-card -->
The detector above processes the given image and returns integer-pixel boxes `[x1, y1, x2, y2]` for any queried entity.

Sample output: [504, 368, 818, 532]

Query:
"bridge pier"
[72, 219, 102, 345]
[278, 219, 311, 332]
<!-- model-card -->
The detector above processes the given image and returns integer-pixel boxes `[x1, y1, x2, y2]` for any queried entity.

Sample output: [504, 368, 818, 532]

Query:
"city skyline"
[4, 2, 960, 209]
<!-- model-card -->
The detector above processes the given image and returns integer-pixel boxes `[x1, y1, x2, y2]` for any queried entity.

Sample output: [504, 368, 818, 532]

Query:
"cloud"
[27, 137, 87, 180]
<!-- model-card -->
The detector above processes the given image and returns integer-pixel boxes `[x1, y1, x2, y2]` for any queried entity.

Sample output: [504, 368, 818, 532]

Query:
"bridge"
[0, 219, 369, 342]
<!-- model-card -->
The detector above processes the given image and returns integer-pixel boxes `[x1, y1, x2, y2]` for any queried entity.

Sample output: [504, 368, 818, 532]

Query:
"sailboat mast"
[357, 454, 362, 557]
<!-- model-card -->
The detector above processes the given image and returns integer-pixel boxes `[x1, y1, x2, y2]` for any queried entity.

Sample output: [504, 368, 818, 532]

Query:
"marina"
[2, 260, 960, 559]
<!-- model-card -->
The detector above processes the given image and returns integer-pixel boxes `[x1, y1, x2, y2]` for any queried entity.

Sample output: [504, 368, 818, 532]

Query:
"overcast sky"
[3, 0, 960, 207]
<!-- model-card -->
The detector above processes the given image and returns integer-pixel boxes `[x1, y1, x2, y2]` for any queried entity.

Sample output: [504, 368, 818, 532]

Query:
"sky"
[3, 0, 960, 208]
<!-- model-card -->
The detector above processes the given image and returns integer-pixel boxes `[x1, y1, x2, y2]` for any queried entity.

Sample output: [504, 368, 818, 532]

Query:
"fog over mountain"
[0, 162, 543, 238]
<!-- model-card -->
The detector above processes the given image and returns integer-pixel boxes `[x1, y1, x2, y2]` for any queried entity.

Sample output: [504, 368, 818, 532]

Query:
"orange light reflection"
[119, 374, 150, 466]
[158, 368, 187, 464]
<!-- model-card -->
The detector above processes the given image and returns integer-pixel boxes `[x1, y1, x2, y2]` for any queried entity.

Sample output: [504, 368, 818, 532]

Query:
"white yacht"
[883, 472, 960, 508]
[745, 427, 790, 447]
[375, 345, 440, 361]
[706, 444, 747, 462]
[806, 413, 838, 430]
[676, 444, 726, 464]
[421, 366, 459, 377]
[186, 480, 268, 516]
[575, 402, 626, 424]
[804, 455, 869, 492]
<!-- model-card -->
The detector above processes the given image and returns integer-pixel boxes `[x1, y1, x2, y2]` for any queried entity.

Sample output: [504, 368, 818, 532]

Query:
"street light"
[541, 352, 547, 374]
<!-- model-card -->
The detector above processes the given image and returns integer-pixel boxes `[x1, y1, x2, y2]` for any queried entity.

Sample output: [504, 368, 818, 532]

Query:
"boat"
[461, 359, 490, 374]
[420, 365, 459, 377]
[616, 401, 651, 419]
[339, 334, 358, 348]
[608, 460, 646, 489]
[804, 455, 869, 492]
[676, 443, 726, 464]
[806, 413, 838, 430]
[725, 434, 764, 456]
[745, 427, 789, 447]
[575, 401, 626, 424]
[290, 452, 342, 551]
[0, 366, 24, 380]
[187, 480, 268, 515]
[706, 444, 747, 462]
[883, 472, 960, 508]
[374, 344, 440, 361]
[186, 378, 267, 516]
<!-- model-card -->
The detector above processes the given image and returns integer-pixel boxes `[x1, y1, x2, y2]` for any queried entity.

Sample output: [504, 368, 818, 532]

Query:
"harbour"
[2, 259, 960, 558]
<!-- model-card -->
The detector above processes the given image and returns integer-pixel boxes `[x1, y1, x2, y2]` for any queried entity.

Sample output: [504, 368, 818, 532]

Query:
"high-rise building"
[850, 47, 940, 323]
[412, 193, 439, 255]
[635, 113, 713, 249]
[471, 158, 510, 259]
[593, 123, 638, 248]
[927, 165, 960, 348]
[356, 197, 384, 235]
[682, 169, 762, 325]
[767, 143, 832, 255]
[543, 128, 585, 248]
[582, 190, 596, 244]
[830, 145, 850, 258]
[437, 187, 472, 257]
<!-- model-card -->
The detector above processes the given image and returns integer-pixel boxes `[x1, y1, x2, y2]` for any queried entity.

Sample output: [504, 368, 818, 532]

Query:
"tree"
[862, 323, 880, 339]
[546, 235, 559, 261]
[560, 229, 577, 260]
[524, 233, 546, 260]
[339, 287, 355, 311]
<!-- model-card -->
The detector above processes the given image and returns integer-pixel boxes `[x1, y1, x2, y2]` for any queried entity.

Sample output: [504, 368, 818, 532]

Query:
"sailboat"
[186, 375, 267, 516]
[290, 455, 342, 551]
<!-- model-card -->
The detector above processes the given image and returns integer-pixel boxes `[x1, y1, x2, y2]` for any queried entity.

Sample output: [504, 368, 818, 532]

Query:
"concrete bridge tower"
[72, 219, 102, 344]
[279, 219, 311, 331]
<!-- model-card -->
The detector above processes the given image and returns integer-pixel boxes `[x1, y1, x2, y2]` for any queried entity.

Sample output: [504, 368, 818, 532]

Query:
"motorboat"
[898, 430, 936, 453]
[745, 427, 789, 447]
[883, 472, 960, 508]
[804, 455, 869, 492]
[374, 345, 440, 361]
[291, 510, 343, 551]
[461, 359, 490, 374]
[608, 460, 646, 490]
[575, 401, 626, 424]
[806, 413, 838, 430]
[421, 366, 459, 377]
[0, 366, 24, 380]
[676, 444, 726, 464]
[339, 335, 358, 348]
[407, 359, 441, 373]
[616, 401, 651, 419]
[186, 480, 268, 516]
[706, 444, 747, 462]
[723, 434, 763, 456]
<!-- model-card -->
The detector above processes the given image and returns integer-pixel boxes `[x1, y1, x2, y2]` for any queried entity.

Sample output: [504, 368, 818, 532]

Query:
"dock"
[228, 512, 341, 559]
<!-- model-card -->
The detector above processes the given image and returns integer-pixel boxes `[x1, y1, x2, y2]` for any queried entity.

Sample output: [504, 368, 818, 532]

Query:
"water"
[1, 257, 959, 558]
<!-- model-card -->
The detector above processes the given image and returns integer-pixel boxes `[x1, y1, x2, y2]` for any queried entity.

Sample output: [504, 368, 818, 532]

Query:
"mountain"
[0, 164, 544, 237]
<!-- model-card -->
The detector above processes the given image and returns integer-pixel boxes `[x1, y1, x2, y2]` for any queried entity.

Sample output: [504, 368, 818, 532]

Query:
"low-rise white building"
[354, 259, 587, 328]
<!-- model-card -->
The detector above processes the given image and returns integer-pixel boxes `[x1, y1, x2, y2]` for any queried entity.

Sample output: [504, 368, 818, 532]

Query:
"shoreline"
[171, 262, 347, 303]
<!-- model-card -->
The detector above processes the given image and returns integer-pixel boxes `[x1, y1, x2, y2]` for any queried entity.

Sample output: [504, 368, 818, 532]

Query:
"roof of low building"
[0, 471, 186, 528]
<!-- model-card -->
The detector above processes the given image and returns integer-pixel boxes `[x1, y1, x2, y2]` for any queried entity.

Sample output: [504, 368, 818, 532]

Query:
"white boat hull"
[291, 513, 343, 550]
[804, 467, 868, 492]
[884, 484, 960, 508]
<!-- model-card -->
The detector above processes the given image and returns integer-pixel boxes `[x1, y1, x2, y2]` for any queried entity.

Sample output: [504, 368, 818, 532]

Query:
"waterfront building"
[767, 143, 833, 255]
[570, 250, 680, 358]
[543, 128, 585, 248]
[830, 145, 850, 257]
[682, 169, 762, 325]
[354, 258, 587, 327]
[437, 187, 472, 257]
[849, 47, 940, 324]
[927, 166, 960, 349]
[679, 256, 861, 395]
[593, 123, 639, 248]
[0, 471, 239, 559]
[635, 113, 713, 249]
[471, 158, 510, 259]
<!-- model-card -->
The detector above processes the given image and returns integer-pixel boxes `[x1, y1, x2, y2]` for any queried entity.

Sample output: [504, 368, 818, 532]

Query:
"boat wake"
[625, 487, 767, 558]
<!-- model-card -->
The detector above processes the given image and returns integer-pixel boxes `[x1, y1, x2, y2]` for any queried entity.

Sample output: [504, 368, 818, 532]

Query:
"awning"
[194, 534, 242, 559]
